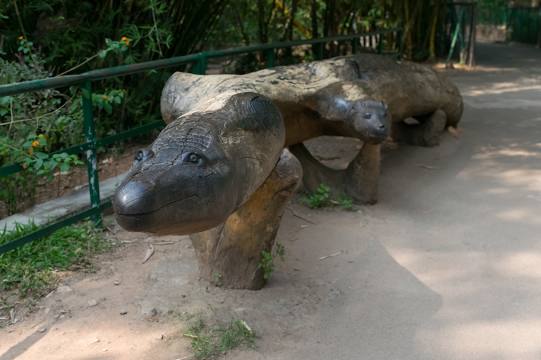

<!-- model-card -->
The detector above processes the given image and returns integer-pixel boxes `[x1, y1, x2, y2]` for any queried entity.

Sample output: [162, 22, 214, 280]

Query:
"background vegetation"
[0, 0, 522, 216]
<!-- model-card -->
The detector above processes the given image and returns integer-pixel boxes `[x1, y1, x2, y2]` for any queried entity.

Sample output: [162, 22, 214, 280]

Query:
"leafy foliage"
[0, 39, 127, 215]
[0, 0, 227, 69]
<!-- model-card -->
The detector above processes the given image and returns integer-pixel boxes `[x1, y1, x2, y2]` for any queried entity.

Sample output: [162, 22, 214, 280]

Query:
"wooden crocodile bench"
[113, 53, 463, 289]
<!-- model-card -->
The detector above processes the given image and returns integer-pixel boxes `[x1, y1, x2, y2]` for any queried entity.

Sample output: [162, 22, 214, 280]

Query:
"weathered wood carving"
[114, 54, 463, 289]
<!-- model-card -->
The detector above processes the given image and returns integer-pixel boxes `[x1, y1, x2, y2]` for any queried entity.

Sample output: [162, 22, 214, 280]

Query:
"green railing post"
[377, 34, 384, 54]
[192, 54, 208, 75]
[81, 80, 102, 226]
[396, 29, 403, 59]
[313, 42, 324, 60]
[264, 49, 275, 68]
[351, 38, 358, 54]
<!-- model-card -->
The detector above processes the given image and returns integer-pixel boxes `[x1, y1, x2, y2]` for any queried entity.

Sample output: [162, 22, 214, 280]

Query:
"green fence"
[508, 6, 541, 44]
[477, 2, 508, 26]
[0, 29, 401, 254]
[477, 4, 540, 45]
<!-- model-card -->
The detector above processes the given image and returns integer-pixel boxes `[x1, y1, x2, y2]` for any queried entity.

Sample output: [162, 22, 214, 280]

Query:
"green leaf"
[59, 163, 70, 173]
[34, 159, 43, 169]
[104, 103, 112, 114]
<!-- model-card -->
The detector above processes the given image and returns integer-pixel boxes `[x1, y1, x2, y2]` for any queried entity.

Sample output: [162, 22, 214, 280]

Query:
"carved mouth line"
[115, 194, 200, 217]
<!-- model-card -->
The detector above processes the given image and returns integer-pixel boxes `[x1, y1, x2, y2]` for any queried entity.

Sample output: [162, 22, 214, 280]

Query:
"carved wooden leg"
[189, 149, 302, 290]
[392, 109, 447, 147]
[289, 141, 380, 205]
[343, 142, 380, 204]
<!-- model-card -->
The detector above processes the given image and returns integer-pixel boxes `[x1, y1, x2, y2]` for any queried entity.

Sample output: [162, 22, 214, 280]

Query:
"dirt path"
[2, 42, 541, 360]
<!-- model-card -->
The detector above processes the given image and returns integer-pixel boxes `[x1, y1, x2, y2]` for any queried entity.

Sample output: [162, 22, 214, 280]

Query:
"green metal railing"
[476, 4, 541, 45]
[477, 3, 508, 26]
[0, 29, 401, 254]
[508, 6, 541, 44]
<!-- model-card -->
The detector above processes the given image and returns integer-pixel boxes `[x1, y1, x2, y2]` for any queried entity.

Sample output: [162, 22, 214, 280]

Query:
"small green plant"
[211, 271, 223, 287]
[303, 184, 355, 211]
[258, 242, 287, 281]
[337, 195, 354, 211]
[275, 242, 286, 261]
[184, 317, 255, 360]
[259, 250, 274, 281]
[303, 183, 331, 208]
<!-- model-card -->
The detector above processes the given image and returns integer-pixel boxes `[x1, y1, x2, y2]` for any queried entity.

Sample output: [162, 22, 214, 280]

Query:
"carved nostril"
[379, 123, 386, 129]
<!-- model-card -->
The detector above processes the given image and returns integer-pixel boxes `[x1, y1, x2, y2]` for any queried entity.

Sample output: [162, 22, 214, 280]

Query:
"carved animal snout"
[113, 180, 154, 216]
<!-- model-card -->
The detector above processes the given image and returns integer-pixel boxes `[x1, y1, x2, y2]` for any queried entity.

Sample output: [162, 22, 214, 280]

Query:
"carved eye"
[134, 149, 153, 163]
[134, 150, 144, 162]
[363, 112, 372, 119]
[184, 152, 203, 164]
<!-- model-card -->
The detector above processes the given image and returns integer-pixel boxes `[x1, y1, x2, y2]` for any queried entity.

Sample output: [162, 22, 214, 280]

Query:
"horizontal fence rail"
[0, 28, 401, 254]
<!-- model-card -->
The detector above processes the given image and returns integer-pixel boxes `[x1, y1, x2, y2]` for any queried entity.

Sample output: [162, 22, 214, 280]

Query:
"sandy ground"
[2, 41, 541, 360]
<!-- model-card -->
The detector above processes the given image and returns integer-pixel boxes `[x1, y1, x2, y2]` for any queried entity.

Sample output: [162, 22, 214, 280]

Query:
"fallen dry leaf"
[319, 251, 342, 261]
[417, 164, 439, 170]
[142, 244, 155, 264]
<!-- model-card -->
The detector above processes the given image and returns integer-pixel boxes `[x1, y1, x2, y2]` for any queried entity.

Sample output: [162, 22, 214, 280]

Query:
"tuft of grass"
[185, 318, 256, 359]
[0, 221, 110, 298]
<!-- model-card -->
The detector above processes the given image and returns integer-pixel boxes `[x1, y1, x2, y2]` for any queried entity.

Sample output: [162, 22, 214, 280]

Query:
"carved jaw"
[113, 117, 238, 235]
